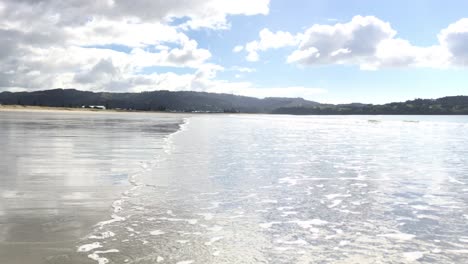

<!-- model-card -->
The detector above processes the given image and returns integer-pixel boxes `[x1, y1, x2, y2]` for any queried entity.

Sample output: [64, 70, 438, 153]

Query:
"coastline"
[3, 105, 467, 116]
[0, 105, 234, 116]
[0, 105, 156, 114]
[0, 110, 186, 264]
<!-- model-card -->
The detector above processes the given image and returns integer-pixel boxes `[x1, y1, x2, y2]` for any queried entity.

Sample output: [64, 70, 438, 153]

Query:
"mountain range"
[1, 89, 468, 115]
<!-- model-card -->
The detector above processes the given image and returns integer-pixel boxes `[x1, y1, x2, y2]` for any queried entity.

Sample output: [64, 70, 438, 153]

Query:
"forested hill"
[1, 89, 467, 114]
[0, 89, 319, 113]
[272, 96, 468, 115]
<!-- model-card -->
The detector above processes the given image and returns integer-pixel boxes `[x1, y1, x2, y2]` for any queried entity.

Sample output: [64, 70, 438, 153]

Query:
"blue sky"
[187, 0, 468, 103]
[1, 0, 467, 103]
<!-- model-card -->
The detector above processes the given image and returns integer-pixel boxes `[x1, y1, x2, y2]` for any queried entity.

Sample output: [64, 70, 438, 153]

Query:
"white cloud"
[244, 28, 299, 61]
[2, 0, 468, 100]
[370, 39, 450, 70]
[0, 0, 270, 30]
[229, 66, 255, 79]
[176, 0, 270, 30]
[287, 47, 320, 65]
[0, 39, 213, 90]
[287, 16, 397, 67]
[74, 59, 120, 84]
[0, 0, 270, 92]
[116, 64, 325, 101]
[233, 45, 244, 52]
[243, 15, 468, 70]
[438, 18, 468, 66]
[231, 66, 255, 73]
[128, 39, 212, 68]
[66, 19, 186, 47]
[181, 71, 326, 100]
[246, 51, 260, 62]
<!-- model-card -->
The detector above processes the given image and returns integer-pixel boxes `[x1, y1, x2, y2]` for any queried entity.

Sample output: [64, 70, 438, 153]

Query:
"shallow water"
[0, 111, 184, 264]
[69, 115, 468, 264]
[2, 113, 468, 263]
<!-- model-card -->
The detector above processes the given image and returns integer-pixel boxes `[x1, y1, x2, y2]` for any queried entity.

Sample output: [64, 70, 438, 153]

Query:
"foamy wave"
[88, 249, 119, 264]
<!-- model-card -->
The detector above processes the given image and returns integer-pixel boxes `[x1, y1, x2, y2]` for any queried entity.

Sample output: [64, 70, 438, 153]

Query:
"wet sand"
[0, 111, 185, 264]
[0, 105, 167, 113]
[2, 113, 468, 264]
[72, 115, 468, 264]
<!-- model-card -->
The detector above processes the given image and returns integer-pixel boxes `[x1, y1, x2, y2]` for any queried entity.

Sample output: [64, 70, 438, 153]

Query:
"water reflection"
[75, 115, 468, 264]
[0, 111, 183, 264]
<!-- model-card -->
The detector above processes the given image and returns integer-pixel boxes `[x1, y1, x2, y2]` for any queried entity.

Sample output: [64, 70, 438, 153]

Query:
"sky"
[0, 0, 467, 104]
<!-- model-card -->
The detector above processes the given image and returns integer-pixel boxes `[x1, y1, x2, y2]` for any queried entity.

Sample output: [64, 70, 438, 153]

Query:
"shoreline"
[0, 110, 184, 264]
[0, 105, 158, 114]
[2, 105, 467, 116]
[0, 105, 238, 115]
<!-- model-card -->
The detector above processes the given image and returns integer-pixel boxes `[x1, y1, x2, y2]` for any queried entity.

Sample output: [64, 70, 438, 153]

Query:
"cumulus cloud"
[0, 0, 270, 93]
[242, 15, 468, 70]
[244, 28, 299, 61]
[286, 15, 450, 70]
[438, 18, 468, 66]
[87, 62, 322, 100]
[233, 45, 244, 53]
[288, 16, 396, 67]
[231, 66, 255, 73]
[165, 65, 326, 100]
[177, 0, 270, 30]
[0, 0, 270, 30]
[74, 59, 120, 84]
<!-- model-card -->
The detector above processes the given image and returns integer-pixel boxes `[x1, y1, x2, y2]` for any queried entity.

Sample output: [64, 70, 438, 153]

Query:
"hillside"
[1, 89, 467, 114]
[0, 89, 319, 113]
[272, 97, 468, 115]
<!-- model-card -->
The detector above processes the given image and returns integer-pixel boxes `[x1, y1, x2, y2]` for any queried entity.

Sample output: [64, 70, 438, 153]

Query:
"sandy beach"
[0, 105, 145, 113]
[0, 110, 185, 264]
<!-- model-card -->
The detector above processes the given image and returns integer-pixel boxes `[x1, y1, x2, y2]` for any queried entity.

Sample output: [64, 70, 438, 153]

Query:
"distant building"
[82, 105, 106, 110]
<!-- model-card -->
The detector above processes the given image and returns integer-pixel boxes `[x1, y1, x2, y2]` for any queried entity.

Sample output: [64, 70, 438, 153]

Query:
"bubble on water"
[197, 213, 214, 220]
[403, 251, 425, 261]
[89, 231, 115, 240]
[96, 214, 126, 228]
[87, 249, 119, 264]
[261, 221, 284, 229]
[258, 199, 278, 204]
[291, 219, 328, 228]
[204, 236, 223, 246]
[150, 230, 165, 236]
[77, 242, 102, 252]
[206, 225, 223, 232]
[328, 200, 343, 208]
[176, 260, 194, 264]
[377, 233, 415, 241]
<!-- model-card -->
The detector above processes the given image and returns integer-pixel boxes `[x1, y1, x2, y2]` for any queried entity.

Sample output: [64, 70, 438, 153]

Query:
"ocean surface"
[0, 111, 184, 264]
[1, 112, 468, 264]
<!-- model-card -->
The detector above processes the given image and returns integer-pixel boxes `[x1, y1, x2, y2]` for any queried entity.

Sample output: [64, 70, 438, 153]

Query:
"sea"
[1, 111, 467, 264]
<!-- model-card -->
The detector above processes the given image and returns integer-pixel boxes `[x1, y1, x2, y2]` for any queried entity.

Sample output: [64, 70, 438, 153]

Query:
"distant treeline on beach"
[1, 89, 468, 115]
